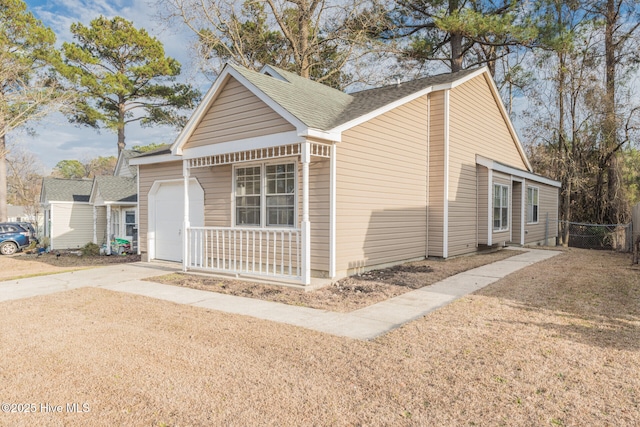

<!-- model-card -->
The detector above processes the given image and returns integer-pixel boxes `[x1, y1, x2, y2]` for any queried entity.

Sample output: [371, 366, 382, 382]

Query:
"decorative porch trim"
[187, 141, 332, 169]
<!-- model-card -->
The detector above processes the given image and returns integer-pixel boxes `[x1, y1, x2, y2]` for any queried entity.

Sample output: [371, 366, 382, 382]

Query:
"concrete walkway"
[2, 248, 560, 340]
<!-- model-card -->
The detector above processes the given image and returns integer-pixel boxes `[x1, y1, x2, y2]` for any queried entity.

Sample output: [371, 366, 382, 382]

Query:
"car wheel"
[0, 241, 18, 255]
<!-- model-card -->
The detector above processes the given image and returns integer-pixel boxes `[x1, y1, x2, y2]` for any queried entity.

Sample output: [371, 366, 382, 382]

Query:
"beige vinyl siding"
[50, 203, 94, 250]
[336, 96, 428, 274]
[195, 165, 231, 228]
[138, 161, 183, 254]
[309, 158, 330, 274]
[511, 181, 523, 244]
[428, 91, 445, 257]
[477, 166, 489, 245]
[96, 206, 107, 245]
[524, 182, 559, 244]
[184, 77, 295, 149]
[447, 74, 529, 256]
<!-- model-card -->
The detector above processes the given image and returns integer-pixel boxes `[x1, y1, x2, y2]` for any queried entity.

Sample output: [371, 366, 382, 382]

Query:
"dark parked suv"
[0, 222, 33, 255]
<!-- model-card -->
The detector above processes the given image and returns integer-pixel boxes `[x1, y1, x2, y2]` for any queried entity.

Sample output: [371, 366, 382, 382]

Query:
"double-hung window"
[526, 186, 539, 224]
[493, 184, 509, 232]
[235, 163, 296, 227]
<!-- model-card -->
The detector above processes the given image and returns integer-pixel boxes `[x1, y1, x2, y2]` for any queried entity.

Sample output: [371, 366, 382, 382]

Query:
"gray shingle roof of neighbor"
[230, 64, 482, 131]
[132, 144, 172, 158]
[93, 176, 137, 203]
[41, 178, 93, 202]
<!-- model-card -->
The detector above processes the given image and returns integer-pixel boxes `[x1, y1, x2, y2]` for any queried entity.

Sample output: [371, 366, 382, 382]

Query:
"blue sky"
[20, 0, 202, 171]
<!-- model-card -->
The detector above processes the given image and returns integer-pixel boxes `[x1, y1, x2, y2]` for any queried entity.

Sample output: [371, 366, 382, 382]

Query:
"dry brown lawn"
[0, 248, 638, 426]
[2, 253, 141, 281]
[149, 249, 521, 312]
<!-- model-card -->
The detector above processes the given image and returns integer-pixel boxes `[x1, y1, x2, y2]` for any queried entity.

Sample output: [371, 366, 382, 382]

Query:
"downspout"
[183, 160, 190, 272]
[136, 165, 141, 255]
[426, 96, 430, 258]
[487, 170, 493, 246]
[521, 179, 526, 245]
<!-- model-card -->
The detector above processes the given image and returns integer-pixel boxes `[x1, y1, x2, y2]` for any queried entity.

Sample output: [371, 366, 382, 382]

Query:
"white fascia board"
[476, 155, 561, 188]
[113, 154, 124, 176]
[329, 67, 489, 135]
[88, 180, 99, 204]
[181, 131, 304, 159]
[129, 153, 182, 166]
[226, 67, 308, 134]
[301, 128, 341, 142]
[171, 68, 233, 156]
[47, 201, 91, 205]
[330, 86, 435, 134]
[259, 65, 289, 82]
[103, 201, 138, 206]
[447, 67, 489, 89]
[172, 64, 308, 156]
[480, 72, 533, 172]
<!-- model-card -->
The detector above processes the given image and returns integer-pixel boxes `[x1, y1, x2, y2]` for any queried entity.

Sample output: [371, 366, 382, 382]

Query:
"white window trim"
[493, 183, 510, 233]
[526, 185, 540, 225]
[232, 158, 299, 228]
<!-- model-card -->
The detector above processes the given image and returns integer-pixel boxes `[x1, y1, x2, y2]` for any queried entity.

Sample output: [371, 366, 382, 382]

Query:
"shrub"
[81, 242, 101, 256]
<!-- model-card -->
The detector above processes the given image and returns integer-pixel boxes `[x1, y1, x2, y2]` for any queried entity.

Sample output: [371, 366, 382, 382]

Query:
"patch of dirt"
[148, 249, 524, 312]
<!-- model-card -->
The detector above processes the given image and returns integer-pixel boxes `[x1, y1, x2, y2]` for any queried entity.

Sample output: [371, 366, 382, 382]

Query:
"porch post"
[106, 204, 111, 255]
[182, 160, 190, 272]
[329, 143, 337, 279]
[301, 141, 311, 285]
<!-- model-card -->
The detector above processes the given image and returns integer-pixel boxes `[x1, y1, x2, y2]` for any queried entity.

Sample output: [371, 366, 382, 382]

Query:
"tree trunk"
[117, 100, 126, 153]
[0, 133, 7, 222]
[603, 0, 621, 223]
[449, 0, 463, 72]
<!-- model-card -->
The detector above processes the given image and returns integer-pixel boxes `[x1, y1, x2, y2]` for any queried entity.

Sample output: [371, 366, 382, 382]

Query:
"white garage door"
[153, 180, 204, 262]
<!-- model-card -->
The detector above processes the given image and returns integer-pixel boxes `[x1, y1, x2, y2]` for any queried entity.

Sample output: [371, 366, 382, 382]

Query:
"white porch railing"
[186, 227, 301, 280]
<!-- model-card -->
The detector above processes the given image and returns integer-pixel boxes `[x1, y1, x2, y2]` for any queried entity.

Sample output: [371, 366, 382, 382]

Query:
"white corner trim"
[443, 89, 450, 259]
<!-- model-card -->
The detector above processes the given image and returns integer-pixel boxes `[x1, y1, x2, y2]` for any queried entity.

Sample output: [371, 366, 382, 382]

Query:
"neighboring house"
[131, 63, 560, 287]
[89, 175, 138, 254]
[40, 178, 94, 250]
[40, 150, 140, 251]
[7, 205, 44, 234]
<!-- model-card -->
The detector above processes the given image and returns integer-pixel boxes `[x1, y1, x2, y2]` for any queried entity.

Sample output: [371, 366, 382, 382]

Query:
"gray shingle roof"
[41, 178, 93, 202]
[230, 64, 482, 131]
[93, 176, 137, 203]
[230, 64, 353, 130]
[333, 67, 481, 128]
[132, 144, 172, 159]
